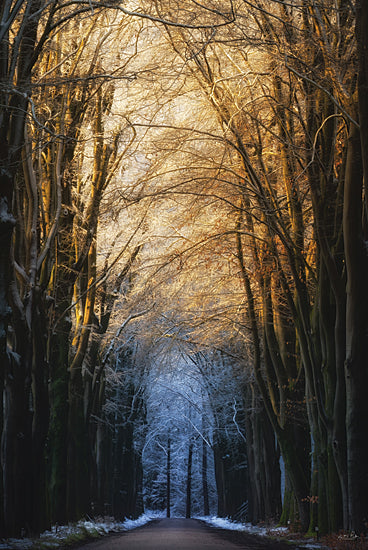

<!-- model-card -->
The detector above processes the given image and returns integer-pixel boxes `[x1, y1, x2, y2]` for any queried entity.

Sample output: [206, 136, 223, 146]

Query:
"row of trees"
[0, 1, 149, 535]
[1, 0, 246, 537]
[132, 0, 368, 534]
[1, 0, 368, 539]
[140, 346, 256, 521]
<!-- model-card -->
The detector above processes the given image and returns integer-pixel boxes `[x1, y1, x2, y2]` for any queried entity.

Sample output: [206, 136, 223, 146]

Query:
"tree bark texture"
[343, 114, 368, 533]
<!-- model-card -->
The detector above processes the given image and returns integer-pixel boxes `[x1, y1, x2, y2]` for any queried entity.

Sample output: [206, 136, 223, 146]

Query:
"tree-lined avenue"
[2, 0, 368, 540]
[73, 519, 291, 550]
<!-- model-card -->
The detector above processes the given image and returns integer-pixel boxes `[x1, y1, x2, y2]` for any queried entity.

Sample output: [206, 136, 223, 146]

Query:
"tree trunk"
[2, 368, 32, 536]
[47, 198, 77, 524]
[213, 437, 226, 517]
[186, 441, 193, 518]
[202, 438, 210, 516]
[166, 436, 171, 518]
[0, 199, 15, 535]
[67, 367, 90, 521]
[31, 312, 50, 535]
[343, 114, 368, 533]
[48, 316, 70, 525]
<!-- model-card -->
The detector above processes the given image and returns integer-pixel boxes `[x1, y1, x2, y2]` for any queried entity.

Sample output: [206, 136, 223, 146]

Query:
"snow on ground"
[197, 515, 284, 536]
[123, 510, 165, 530]
[0, 510, 165, 550]
[0, 512, 327, 549]
[198, 516, 324, 549]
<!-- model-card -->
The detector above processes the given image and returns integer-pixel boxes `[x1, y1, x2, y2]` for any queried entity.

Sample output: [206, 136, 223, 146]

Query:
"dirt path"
[70, 518, 297, 549]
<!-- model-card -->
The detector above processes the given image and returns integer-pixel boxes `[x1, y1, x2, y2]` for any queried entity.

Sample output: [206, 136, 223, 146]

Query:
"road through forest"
[73, 518, 297, 550]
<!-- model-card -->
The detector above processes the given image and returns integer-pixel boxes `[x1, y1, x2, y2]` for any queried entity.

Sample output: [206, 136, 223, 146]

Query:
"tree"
[137, 0, 365, 532]
[1, 0, 367, 536]
[0, 3, 142, 533]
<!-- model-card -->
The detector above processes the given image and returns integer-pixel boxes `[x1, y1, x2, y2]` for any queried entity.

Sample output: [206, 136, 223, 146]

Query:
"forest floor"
[0, 514, 332, 550]
[0, 513, 161, 550]
[200, 518, 324, 549]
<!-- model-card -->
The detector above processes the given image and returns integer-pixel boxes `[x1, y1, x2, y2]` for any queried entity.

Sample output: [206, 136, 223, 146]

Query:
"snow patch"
[0, 511, 163, 549]
[197, 516, 327, 549]
[197, 515, 269, 536]
[0, 540, 33, 550]
[124, 510, 165, 530]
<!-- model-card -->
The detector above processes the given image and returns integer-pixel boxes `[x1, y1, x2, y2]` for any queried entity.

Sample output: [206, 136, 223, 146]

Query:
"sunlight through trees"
[0, 0, 368, 540]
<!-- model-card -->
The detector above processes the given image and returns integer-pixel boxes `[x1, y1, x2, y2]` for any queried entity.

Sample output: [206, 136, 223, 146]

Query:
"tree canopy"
[0, 0, 368, 540]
